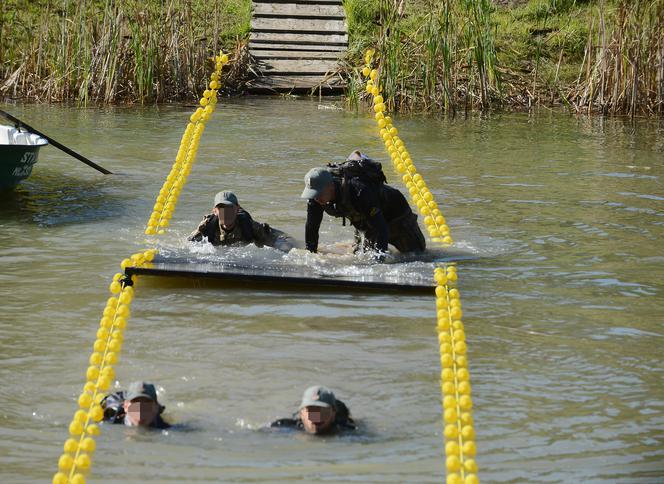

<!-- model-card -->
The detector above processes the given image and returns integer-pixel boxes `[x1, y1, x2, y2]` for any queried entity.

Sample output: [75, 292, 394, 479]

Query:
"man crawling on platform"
[188, 190, 295, 252]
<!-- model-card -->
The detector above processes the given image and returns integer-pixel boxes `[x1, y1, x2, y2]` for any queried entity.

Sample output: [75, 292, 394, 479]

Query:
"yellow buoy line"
[361, 49, 479, 484]
[435, 270, 479, 484]
[145, 52, 229, 236]
[51, 253, 153, 484]
[360, 50, 452, 248]
[53, 51, 229, 484]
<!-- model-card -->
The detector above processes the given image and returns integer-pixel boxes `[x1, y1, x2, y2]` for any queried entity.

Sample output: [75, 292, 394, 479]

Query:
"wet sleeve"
[269, 418, 300, 429]
[305, 200, 324, 253]
[353, 184, 389, 253]
[188, 216, 210, 242]
[342, 417, 357, 430]
[250, 219, 275, 248]
[269, 228, 296, 252]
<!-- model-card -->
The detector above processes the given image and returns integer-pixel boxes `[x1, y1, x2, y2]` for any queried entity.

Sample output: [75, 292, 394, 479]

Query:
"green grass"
[342, 0, 381, 54]
[344, 0, 501, 113]
[493, 1, 590, 88]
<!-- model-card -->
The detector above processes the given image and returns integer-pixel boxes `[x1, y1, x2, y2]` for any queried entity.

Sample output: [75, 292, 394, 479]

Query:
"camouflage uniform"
[188, 209, 294, 251]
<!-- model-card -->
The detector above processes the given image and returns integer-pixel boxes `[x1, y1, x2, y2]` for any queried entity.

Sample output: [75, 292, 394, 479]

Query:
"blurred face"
[123, 397, 159, 427]
[213, 204, 239, 229]
[300, 405, 336, 434]
[313, 182, 335, 206]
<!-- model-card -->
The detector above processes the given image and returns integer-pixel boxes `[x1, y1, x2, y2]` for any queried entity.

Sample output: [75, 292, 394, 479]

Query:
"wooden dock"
[248, 0, 348, 93]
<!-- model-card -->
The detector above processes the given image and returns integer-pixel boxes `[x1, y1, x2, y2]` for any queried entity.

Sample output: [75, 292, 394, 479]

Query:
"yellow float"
[53, 51, 230, 484]
[361, 48, 479, 484]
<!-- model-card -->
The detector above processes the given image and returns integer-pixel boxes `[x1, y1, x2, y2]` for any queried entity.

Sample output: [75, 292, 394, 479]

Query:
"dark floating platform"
[125, 259, 435, 294]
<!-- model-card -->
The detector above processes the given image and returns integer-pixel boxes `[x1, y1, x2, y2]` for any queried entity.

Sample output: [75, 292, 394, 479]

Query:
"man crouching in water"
[188, 190, 295, 252]
[302, 151, 425, 261]
[270, 386, 355, 435]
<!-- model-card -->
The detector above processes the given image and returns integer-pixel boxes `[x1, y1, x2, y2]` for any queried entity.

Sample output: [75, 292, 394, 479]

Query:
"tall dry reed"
[571, 0, 663, 116]
[0, 0, 250, 104]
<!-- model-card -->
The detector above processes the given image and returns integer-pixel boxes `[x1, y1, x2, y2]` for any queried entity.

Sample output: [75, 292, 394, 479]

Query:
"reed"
[0, 0, 251, 104]
[344, 0, 500, 113]
[571, 0, 664, 116]
[342, 0, 663, 116]
[2, 0, 662, 115]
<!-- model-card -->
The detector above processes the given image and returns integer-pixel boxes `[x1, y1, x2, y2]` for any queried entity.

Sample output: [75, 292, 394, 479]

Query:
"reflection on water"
[0, 170, 138, 226]
[0, 101, 663, 483]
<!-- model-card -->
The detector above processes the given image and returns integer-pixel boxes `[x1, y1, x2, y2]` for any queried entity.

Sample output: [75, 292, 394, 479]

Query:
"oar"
[0, 109, 112, 175]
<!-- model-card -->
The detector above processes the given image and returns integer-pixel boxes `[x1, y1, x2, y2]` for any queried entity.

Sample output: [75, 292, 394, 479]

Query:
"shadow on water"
[0, 170, 138, 227]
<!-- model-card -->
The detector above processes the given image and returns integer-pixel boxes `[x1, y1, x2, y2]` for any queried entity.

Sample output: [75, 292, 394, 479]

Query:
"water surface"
[0, 99, 663, 483]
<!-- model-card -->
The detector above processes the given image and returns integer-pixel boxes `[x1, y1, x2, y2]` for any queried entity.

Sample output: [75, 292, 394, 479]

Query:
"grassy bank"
[344, 0, 663, 116]
[0, 0, 251, 103]
[1, 0, 662, 115]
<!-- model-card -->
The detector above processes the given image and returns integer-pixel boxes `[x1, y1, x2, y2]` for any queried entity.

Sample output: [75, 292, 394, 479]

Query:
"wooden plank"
[250, 31, 348, 44]
[247, 74, 346, 90]
[251, 17, 346, 33]
[255, 58, 341, 74]
[249, 41, 347, 51]
[249, 1, 348, 93]
[251, 49, 344, 60]
[253, 3, 345, 17]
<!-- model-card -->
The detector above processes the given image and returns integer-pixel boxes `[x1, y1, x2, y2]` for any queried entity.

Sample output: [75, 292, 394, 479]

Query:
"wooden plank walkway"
[248, 0, 348, 92]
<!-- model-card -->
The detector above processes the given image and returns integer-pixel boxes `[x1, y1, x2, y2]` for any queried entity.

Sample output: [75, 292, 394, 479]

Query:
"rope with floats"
[360, 49, 479, 484]
[51, 255, 152, 484]
[51, 45, 473, 483]
[145, 53, 228, 236]
[360, 51, 453, 248]
[52, 51, 229, 484]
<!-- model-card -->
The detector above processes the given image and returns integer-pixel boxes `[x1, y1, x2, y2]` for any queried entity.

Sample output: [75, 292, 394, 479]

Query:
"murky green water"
[1, 99, 663, 483]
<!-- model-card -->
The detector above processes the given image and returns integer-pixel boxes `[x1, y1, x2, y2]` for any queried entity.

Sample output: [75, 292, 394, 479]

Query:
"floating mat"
[125, 257, 435, 294]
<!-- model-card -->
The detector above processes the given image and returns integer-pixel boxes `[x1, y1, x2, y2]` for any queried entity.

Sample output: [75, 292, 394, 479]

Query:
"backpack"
[327, 158, 387, 186]
[325, 157, 387, 227]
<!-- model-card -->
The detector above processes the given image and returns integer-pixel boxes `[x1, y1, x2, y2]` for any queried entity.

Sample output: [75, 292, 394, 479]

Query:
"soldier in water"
[101, 381, 170, 429]
[189, 190, 295, 252]
[270, 386, 356, 435]
[301, 151, 425, 261]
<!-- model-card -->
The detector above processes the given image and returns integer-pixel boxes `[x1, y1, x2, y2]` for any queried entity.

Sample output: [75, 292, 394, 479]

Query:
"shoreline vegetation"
[344, 0, 663, 116]
[1, 0, 662, 116]
[0, 0, 251, 104]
